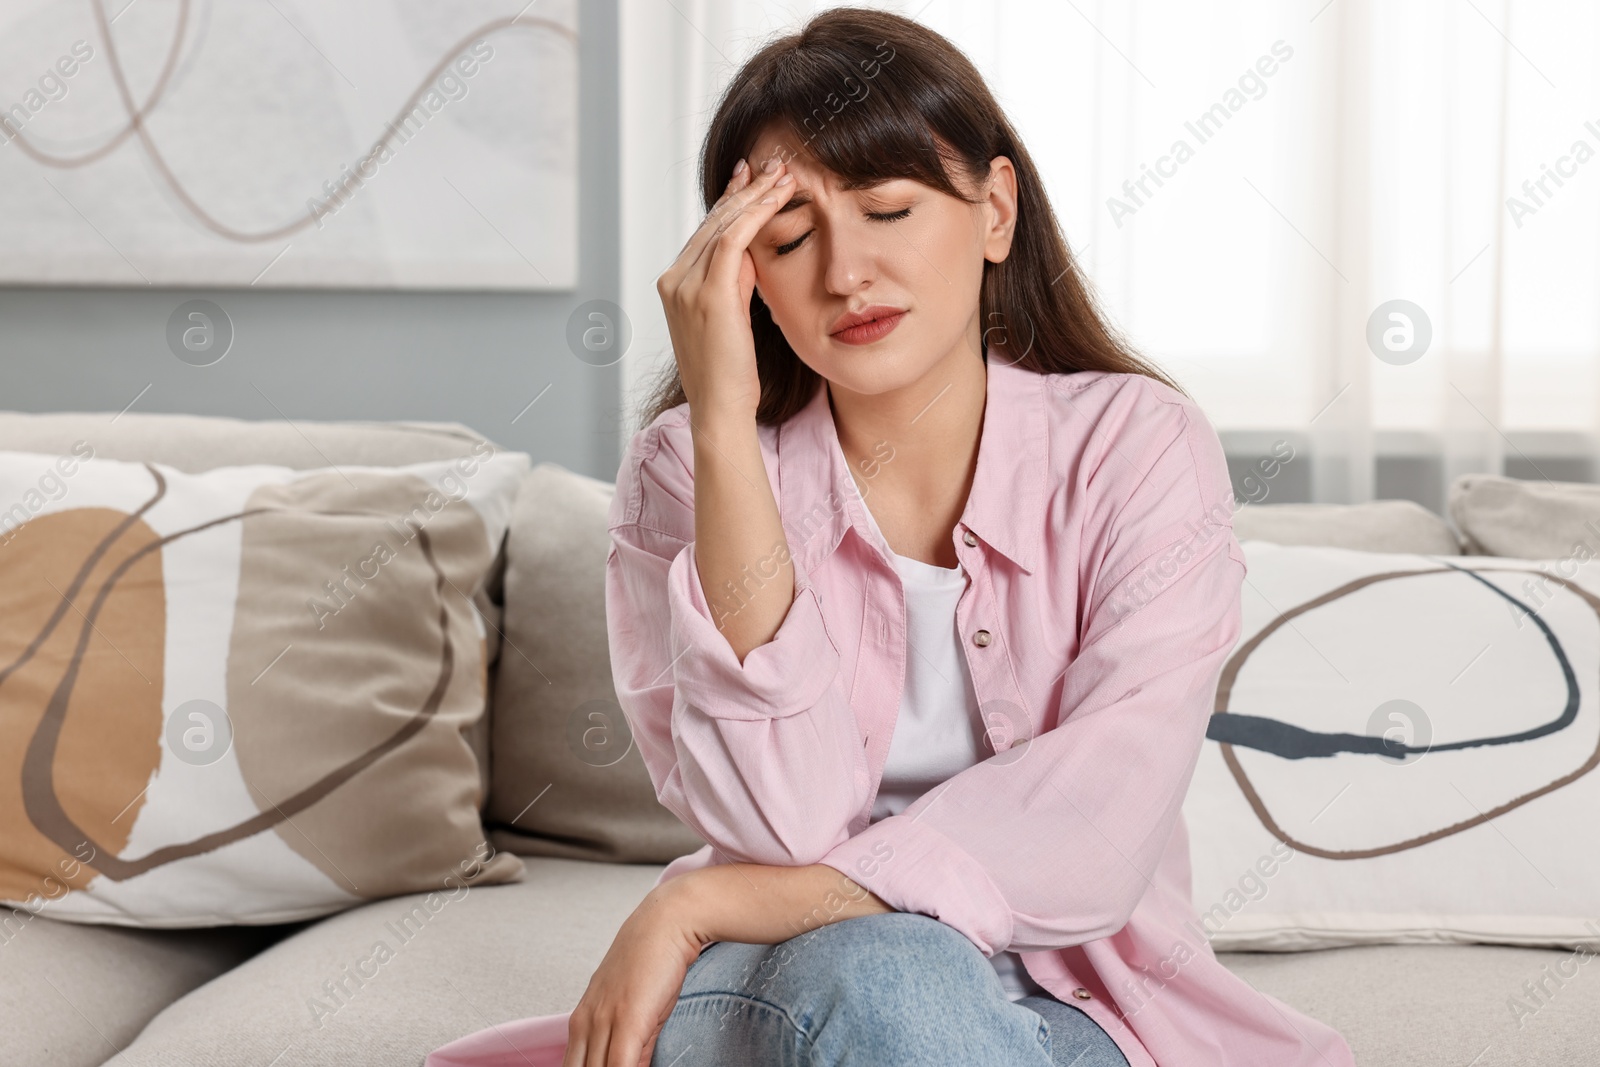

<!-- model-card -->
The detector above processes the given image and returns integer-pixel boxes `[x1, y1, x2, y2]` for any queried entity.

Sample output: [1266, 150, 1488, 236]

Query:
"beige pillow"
[486, 463, 703, 864]
[1233, 499, 1461, 554]
[0, 411, 499, 470]
[0, 444, 526, 927]
[1185, 540, 1600, 952]
[1449, 473, 1600, 558]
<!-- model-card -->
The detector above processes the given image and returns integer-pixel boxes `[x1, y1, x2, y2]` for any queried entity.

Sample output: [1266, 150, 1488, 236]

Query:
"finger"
[680, 157, 785, 278]
[709, 152, 792, 219]
[675, 158, 789, 282]
[700, 170, 797, 291]
[637, 1026, 663, 1067]
[585, 1021, 611, 1067]
[684, 163, 793, 288]
[561, 1009, 589, 1067]
[673, 158, 751, 263]
[706, 156, 752, 215]
[605, 1026, 644, 1067]
[709, 156, 790, 237]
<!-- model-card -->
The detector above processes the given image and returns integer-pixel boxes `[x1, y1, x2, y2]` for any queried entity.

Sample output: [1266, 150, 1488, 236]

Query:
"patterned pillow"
[1182, 540, 1600, 953]
[0, 442, 527, 927]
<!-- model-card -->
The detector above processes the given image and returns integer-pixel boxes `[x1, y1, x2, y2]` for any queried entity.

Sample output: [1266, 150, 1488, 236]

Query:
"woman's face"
[743, 125, 1018, 397]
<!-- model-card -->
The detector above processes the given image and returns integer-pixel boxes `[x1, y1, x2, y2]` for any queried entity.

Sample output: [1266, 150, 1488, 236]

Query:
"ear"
[981, 156, 1019, 265]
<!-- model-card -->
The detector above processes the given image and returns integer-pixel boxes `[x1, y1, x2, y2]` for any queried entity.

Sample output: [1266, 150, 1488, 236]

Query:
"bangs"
[704, 36, 986, 208]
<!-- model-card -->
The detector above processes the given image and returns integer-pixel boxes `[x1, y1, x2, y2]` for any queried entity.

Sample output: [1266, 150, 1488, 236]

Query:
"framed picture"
[0, 0, 578, 289]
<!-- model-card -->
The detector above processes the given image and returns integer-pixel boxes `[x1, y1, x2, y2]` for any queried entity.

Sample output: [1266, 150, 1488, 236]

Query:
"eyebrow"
[773, 177, 895, 215]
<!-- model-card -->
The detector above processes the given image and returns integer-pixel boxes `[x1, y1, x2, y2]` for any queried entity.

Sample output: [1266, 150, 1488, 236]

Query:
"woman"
[429, 8, 1355, 1067]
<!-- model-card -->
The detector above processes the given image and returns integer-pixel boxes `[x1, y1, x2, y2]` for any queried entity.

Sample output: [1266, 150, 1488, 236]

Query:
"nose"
[821, 226, 874, 297]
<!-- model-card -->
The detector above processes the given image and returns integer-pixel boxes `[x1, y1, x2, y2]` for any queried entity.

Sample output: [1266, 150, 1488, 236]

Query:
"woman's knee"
[651, 986, 807, 1067]
[677, 912, 998, 1021]
[665, 915, 1048, 1066]
[790, 914, 1049, 1064]
[798, 911, 996, 996]
[743, 912, 1005, 1037]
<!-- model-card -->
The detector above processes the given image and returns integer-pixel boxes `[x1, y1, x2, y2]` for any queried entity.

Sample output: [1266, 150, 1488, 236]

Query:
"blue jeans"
[649, 911, 1131, 1067]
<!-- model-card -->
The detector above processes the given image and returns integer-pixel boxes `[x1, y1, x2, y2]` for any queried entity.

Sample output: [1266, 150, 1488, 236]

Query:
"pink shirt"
[427, 355, 1356, 1067]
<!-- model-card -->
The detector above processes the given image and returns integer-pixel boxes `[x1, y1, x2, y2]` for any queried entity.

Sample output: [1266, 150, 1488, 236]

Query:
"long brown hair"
[636, 6, 1185, 430]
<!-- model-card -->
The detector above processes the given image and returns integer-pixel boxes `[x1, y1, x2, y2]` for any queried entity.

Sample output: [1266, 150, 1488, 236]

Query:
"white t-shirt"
[859, 507, 1047, 1003]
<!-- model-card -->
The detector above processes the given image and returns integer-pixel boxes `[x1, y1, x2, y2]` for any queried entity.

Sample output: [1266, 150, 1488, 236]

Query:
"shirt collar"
[777, 349, 1049, 577]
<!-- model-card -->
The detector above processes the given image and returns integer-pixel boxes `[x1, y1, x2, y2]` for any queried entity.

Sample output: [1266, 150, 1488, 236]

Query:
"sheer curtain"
[618, 0, 1600, 508]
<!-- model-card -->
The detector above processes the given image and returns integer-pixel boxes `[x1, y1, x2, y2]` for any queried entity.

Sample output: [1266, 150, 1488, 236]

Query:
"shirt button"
[963, 530, 978, 546]
[1072, 987, 1092, 1000]
[972, 629, 992, 647]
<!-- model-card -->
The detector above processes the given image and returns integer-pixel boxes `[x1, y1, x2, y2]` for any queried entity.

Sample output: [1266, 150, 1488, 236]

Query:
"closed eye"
[774, 207, 914, 256]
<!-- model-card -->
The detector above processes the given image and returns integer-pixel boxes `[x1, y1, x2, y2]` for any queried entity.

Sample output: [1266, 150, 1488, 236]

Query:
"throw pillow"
[1449, 472, 1600, 559]
[486, 462, 704, 863]
[1232, 499, 1461, 554]
[1183, 539, 1600, 952]
[0, 443, 527, 927]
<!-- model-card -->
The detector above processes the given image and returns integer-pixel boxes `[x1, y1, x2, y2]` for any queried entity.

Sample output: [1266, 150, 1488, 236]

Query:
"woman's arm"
[688, 410, 795, 664]
[664, 154, 796, 667]
[664, 860, 895, 946]
[563, 862, 892, 1067]
[607, 491, 872, 867]
[601, 155, 869, 872]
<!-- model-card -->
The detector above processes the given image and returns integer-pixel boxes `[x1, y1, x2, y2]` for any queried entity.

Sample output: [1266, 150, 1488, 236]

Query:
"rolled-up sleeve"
[604, 417, 871, 867]
[818, 401, 1246, 956]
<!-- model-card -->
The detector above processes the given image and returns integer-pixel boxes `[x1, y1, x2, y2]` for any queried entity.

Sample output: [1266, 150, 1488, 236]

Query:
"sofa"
[1, 410, 1596, 1067]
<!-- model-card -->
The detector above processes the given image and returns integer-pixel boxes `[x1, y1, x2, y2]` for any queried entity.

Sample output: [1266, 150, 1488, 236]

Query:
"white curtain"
[618, 0, 1600, 508]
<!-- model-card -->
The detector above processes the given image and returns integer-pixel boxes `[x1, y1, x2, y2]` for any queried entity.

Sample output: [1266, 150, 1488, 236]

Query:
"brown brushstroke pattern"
[0, 508, 165, 903]
[1213, 565, 1600, 859]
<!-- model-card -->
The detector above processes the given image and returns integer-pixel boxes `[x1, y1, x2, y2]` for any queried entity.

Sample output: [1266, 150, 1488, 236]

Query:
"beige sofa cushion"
[1449, 472, 1600, 558]
[1232, 499, 1461, 554]
[0, 905, 286, 1067]
[486, 463, 703, 863]
[1220, 942, 1599, 1066]
[102, 856, 662, 1067]
[0, 411, 508, 801]
[49, 853, 1593, 1067]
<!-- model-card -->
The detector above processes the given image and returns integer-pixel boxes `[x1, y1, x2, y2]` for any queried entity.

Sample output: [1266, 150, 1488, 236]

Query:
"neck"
[827, 328, 988, 507]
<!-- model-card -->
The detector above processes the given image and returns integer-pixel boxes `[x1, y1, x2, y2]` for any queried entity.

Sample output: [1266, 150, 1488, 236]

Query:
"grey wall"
[0, 0, 625, 485]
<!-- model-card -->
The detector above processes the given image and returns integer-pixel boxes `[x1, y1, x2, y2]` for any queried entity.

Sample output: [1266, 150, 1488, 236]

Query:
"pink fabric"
[427, 356, 1356, 1067]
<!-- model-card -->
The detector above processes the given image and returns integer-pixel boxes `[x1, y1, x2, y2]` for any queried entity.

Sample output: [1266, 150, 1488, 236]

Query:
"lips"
[829, 305, 907, 346]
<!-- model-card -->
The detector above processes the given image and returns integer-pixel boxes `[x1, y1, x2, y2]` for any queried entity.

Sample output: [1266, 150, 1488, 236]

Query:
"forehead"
[745, 132, 830, 184]
[744, 128, 901, 213]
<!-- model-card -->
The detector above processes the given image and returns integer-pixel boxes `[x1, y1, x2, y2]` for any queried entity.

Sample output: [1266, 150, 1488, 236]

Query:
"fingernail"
[775, 173, 792, 186]
[733, 158, 747, 177]
[762, 157, 777, 173]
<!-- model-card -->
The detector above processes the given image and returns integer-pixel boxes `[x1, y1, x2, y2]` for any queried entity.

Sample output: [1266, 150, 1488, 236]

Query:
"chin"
[817, 349, 931, 397]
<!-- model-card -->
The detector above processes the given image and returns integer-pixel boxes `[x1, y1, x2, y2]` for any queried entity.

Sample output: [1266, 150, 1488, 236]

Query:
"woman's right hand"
[655, 154, 796, 421]
[559, 878, 708, 1067]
